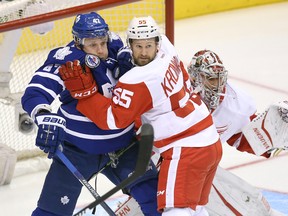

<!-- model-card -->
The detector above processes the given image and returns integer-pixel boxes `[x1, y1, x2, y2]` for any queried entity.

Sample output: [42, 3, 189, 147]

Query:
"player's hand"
[35, 113, 66, 159]
[113, 47, 134, 79]
[59, 60, 97, 99]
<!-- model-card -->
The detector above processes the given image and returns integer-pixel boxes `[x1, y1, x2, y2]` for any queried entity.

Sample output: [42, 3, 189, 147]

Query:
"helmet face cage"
[188, 50, 228, 110]
[126, 16, 161, 45]
[72, 12, 110, 46]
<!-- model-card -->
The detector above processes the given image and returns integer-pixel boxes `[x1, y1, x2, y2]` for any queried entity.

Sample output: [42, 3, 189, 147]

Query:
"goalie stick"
[73, 123, 154, 216]
[55, 147, 116, 216]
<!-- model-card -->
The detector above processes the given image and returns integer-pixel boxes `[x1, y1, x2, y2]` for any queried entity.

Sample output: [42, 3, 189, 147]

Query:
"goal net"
[0, 0, 174, 179]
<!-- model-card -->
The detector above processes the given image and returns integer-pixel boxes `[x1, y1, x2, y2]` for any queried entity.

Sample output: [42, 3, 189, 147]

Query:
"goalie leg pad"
[206, 166, 272, 216]
[0, 143, 17, 185]
[115, 196, 144, 216]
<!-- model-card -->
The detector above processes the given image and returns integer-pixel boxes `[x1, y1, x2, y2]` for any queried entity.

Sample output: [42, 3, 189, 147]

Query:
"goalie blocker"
[242, 101, 288, 156]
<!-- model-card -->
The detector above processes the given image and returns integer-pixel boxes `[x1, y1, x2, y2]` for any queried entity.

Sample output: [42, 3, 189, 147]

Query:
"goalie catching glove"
[59, 60, 97, 99]
[35, 113, 66, 159]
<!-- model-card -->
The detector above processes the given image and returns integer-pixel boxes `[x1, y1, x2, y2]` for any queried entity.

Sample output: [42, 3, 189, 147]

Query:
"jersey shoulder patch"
[85, 54, 100, 68]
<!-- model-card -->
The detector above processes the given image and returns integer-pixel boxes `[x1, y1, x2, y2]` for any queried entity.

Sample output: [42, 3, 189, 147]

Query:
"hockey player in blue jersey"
[21, 12, 159, 216]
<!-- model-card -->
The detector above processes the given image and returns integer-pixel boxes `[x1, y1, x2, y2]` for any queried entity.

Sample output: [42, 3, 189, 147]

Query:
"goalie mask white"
[188, 50, 228, 110]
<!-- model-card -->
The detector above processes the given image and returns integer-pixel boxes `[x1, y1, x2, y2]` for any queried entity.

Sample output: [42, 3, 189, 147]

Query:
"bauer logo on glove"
[59, 60, 98, 99]
[37, 115, 66, 128]
[35, 113, 66, 159]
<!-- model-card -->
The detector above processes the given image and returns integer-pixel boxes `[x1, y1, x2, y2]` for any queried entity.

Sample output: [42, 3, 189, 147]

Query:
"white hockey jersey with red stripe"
[212, 82, 257, 144]
[77, 35, 219, 153]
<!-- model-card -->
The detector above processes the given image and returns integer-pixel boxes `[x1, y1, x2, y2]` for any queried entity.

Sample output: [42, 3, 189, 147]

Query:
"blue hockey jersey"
[21, 33, 135, 154]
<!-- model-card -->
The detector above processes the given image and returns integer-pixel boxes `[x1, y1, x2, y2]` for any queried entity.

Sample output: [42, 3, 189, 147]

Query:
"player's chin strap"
[243, 101, 288, 156]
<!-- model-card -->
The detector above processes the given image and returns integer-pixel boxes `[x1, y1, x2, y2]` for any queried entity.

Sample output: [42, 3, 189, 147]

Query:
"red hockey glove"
[59, 60, 97, 99]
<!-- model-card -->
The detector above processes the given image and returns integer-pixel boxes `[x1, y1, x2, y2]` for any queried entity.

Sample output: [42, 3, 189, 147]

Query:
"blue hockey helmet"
[72, 12, 109, 45]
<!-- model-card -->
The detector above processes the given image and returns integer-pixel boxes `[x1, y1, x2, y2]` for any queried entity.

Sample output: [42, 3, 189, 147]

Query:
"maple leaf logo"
[61, 195, 70, 205]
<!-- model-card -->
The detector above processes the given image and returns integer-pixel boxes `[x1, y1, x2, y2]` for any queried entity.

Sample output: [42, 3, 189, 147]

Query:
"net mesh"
[0, 0, 168, 163]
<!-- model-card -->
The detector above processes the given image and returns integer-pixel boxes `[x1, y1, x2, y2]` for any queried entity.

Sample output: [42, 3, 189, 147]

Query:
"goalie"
[187, 49, 288, 215]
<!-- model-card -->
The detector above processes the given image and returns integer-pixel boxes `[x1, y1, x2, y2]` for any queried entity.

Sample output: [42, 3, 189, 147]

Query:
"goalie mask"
[72, 12, 110, 46]
[188, 50, 228, 110]
[126, 16, 161, 46]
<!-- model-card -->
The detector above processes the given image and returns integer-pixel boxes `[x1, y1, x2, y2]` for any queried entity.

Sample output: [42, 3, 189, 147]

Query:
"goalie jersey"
[21, 33, 135, 154]
[211, 82, 257, 151]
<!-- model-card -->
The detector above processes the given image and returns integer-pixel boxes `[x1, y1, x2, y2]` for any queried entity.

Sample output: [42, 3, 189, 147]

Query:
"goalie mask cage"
[0, 0, 174, 177]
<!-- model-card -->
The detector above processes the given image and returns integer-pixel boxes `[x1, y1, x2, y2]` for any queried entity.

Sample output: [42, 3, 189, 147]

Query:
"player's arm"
[225, 113, 257, 154]
[226, 132, 271, 158]
[59, 60, 152, 130]
[77, 81, 153, 130]
[21, 63, 64, 118]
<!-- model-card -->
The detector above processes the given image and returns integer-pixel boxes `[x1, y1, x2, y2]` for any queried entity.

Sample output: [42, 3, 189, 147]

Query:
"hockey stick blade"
[73, 123, 154, 216]
[55, 147, 116, 216]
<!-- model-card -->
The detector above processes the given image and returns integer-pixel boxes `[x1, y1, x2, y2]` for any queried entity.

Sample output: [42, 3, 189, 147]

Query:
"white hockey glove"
[242, 101, 288, 156]
[35, 113, 66, 159]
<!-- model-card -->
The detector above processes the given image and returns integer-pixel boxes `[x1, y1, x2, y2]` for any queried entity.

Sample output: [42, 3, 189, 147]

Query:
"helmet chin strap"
[82, 38, 86, 46]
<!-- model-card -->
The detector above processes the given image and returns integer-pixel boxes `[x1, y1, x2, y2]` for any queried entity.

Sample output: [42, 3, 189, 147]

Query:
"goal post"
[0, 0, 174, 41]
[0, 0, 174, 180]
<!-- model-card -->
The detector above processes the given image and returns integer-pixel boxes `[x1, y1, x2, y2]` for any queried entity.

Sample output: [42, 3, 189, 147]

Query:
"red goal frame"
[0, 0, 174, 43]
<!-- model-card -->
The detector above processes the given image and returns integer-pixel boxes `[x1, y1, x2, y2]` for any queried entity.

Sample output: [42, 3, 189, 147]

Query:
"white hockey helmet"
[126, 16, 161, 43]
[188, 50, 228, 110]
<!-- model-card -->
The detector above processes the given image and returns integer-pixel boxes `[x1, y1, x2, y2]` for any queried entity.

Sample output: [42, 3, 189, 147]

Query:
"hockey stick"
[73, 123, 154, 216]
[91, 140, 137, 214]
[55, 147, 116, 216]
[94, 140, 137, 177]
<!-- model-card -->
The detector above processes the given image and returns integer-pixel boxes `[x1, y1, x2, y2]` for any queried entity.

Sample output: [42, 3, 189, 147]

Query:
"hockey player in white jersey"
[187, 49, 288, 216]
[60, 16, 223, 216]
